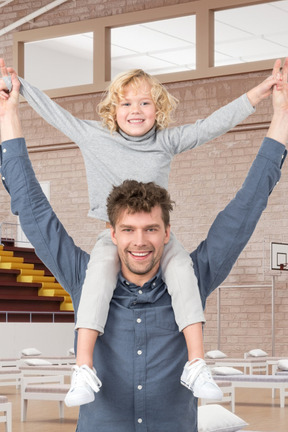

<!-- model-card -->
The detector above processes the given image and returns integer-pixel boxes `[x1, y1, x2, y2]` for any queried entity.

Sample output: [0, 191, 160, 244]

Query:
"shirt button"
[2, 177, 5, 180]
[138, 289, 143, 294]
[137, 385, 143, 390]
[136, 318, 142, 323]
[137, 350, 142, 356]
[138, 418, 143, 424]
[3, 149, 6, 153]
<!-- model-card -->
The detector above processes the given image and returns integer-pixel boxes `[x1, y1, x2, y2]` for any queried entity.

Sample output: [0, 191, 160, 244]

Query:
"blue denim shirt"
[0, 137, 285, 432]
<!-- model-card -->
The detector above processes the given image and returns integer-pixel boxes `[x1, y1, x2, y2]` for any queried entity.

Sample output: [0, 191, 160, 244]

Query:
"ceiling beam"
[0, 0, 70, 37]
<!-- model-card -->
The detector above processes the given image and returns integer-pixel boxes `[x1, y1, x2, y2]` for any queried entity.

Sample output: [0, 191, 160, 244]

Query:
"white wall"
[0, 323, 75, 358]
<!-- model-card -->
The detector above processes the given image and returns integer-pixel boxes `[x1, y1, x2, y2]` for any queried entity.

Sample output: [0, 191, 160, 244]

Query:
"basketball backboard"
[271, 242, 288, 271]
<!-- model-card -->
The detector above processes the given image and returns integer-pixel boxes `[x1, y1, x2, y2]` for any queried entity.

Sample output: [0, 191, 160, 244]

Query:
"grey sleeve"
[3, 75, 88, 144]
[166, 94, 255, 154]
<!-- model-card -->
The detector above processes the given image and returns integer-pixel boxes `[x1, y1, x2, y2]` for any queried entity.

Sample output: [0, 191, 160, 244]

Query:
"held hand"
[272, 57, 288, 113]
[0, 71, 22, 142]
[0, 72, 20, 118]
[0, 58, 18, 100]
[267, 58, 288, 144]
[246, 58, 283, 106]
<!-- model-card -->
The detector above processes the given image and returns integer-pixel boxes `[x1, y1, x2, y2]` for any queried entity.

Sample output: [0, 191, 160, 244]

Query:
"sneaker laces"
[72, 365, 102, 393]
[184, 358, 211, 386]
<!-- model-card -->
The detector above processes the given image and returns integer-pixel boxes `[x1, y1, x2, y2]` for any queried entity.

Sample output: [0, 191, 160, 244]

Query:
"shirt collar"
[115, 269, 166, 308]
[119, 268, 162, 287]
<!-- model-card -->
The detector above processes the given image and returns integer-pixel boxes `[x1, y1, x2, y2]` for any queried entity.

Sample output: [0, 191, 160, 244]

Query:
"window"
[111, 16, 196, 78]
[215, 1, 288, 66]
[24, 33, 93, 90]
[13, 0, 287, 97]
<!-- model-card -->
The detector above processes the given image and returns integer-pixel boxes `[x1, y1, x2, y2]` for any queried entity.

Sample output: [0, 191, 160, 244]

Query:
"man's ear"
[164, 224, 171, 245]
[110, 226, 117, 245]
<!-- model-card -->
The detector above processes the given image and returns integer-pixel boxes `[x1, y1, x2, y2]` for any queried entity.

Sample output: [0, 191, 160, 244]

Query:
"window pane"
[24, 33, 93, 90]
[215, 1, 288, 66]
[111, 16, 196, 78]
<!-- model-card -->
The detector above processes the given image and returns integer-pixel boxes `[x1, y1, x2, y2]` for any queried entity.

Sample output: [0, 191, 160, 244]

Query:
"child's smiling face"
[116, 80, 157, 137]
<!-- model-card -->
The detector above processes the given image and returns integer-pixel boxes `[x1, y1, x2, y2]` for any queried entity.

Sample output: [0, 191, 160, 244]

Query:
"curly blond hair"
[97, 69, 178, 133]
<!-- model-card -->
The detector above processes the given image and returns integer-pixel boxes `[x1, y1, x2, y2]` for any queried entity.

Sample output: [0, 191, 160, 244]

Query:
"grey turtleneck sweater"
[4, 76, 255, 221]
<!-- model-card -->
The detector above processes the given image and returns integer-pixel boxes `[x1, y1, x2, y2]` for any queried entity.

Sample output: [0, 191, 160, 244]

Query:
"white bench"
[0, 358, 19, 368]
[21, 375, 70, 421]
[25, 355, 76, 365]
[20, 364, 73, 377]
[214, 357, 267, 374]
[0, 368, 21, 388]
[0, 395, 12, 432]
[214, 374, 288, 408]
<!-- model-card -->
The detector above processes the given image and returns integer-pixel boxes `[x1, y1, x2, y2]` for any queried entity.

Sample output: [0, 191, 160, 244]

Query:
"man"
[0, 60, 287, 432]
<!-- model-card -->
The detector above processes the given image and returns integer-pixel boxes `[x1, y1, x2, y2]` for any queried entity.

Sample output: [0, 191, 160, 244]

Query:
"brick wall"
[1, 0, 288, 357]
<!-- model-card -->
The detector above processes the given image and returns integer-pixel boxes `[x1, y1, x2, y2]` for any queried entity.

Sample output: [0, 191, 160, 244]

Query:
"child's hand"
[266, 58, 288, 144]
[0, 72, 20, 118]
[272, 57, 288, 113]
[0, 58, 19, 100]
[246, 58, 285, 106]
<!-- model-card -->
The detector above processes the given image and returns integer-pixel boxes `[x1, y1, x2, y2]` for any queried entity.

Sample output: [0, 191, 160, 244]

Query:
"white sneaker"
[180, 358, 222, 400]
[64, 364, 102, 407]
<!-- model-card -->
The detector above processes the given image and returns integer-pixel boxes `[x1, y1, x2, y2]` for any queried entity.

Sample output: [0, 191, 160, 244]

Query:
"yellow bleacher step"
[0, 250, 14, 257]
[38, 288, 66, 297]
[0, 256, 24, 263]
[17, 275, 56, 283]
[60, 302, 74, 311]
[40, 282, 62, 289]
[19, 269, 45, 276]
[63, 296, 72, 303]
[0, 262, 34, 270]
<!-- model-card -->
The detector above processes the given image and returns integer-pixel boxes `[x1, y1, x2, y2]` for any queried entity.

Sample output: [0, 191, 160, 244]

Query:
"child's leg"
[76, 229, 119, 335]
[183, 322, 204, 361]
[161, 232, 205, 332]
[76, 328, 98, 368]
[161, 233, 222, 400]
[65, 229, 119, 408]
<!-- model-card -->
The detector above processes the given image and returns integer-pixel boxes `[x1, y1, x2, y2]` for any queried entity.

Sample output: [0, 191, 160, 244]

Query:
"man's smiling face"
[110, 205, 170, 286]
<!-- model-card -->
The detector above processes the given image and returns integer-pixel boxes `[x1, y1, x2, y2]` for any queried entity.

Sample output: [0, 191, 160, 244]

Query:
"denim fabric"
[1, 137, 285, 431]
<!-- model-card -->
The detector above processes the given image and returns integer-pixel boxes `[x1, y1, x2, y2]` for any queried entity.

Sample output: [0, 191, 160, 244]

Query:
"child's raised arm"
[0, 57, 90, 144]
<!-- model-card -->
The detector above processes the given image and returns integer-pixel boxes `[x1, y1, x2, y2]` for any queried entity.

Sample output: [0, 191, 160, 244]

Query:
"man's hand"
[0, 58, 19, 100]
[267, 57, 288, 145]
[246, 58, 284, 106]
[0, 71, 22, 142]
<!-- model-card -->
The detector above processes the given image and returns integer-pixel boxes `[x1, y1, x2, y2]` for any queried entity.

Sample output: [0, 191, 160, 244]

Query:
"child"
[0, 60, 278, 407]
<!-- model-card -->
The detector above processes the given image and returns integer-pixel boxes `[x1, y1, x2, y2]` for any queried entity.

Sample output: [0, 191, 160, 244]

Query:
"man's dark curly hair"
[107, 180, 174, 228]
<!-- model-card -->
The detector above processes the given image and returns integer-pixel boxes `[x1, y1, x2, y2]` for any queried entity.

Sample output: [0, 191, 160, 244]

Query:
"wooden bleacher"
[0, 239, 74, 323]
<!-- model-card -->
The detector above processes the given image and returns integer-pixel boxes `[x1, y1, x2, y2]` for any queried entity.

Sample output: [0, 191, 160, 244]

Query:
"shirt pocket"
[153, 307, 178, 333]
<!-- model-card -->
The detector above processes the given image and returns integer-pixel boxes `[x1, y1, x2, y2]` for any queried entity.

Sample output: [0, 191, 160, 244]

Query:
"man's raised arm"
[0, 72, 89, 298]
[0, 72, 22, 141]
[192, 58, 288, 306]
